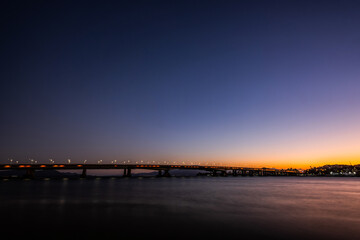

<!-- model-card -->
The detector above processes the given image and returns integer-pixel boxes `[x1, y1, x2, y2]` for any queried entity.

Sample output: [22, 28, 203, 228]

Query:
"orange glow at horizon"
[135, 154, 360, 170]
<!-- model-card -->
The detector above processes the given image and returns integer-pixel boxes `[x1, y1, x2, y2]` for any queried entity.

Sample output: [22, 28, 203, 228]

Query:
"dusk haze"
[2, 0, 360, 169]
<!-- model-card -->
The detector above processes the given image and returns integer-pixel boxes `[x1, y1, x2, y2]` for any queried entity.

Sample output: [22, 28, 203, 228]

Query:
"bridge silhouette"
[0, 163, 299, 178]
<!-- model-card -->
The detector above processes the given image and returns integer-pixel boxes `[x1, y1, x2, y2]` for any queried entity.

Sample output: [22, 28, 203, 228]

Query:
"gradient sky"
[1, 0, 360, 168]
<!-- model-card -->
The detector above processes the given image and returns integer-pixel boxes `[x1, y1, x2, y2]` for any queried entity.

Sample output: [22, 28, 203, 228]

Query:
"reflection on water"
[1, 177, 360, 239]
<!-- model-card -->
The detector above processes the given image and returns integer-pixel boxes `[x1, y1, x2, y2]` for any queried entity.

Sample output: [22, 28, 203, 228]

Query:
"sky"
[1, 0, 360, 168]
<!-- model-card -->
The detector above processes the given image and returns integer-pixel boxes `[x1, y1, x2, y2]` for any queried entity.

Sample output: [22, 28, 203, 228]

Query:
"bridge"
[0, 163, 299, 178]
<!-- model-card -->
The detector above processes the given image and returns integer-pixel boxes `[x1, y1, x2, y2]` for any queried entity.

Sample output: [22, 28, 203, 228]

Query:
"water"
[1, 177, 360, 239]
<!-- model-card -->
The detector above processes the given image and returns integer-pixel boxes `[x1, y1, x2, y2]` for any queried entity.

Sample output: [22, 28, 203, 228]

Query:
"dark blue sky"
[1, 0, 360, 167]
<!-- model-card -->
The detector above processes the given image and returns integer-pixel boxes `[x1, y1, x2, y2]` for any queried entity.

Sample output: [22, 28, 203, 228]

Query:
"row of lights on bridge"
[6, 158, 228, 166]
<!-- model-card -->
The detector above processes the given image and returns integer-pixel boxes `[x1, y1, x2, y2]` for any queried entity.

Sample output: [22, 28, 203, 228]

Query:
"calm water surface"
[1, 177, 360, 239]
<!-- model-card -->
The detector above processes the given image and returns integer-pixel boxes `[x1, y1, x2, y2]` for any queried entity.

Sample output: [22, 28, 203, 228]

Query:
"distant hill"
[0, 169, 79, 178]
[135, 169, 207, 177]
[0, 169, 208, 178]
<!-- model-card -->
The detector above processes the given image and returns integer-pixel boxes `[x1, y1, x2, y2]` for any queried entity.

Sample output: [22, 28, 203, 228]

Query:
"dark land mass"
[0, 169, 208, 179]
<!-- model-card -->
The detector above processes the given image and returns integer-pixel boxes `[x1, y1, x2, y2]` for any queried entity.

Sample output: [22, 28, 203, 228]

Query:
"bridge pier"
[81, 168, 87, 178]
[163, 169, 171, 177]
[157, 170, 171, 177]
[122, 168, 132, 177]
[125, 168, 132, 177]
[220, 170, 227, 177]
[24, 169, 35, 179]
[211, 170, 227, 177]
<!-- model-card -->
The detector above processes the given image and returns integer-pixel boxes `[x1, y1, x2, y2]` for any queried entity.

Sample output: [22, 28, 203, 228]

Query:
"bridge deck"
[0, 163, 297, 173]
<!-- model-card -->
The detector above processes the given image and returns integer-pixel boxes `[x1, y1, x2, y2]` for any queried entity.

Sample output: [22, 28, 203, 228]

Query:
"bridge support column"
[211, 170, 218, 177]
[157, 170, 171, 177]
[232, 170, 238, 176]
[220, 171, 227, 177]
[163, 169, 171, 177]
[81, 168, 87, 178]
[126, 168, 132, 177]
[24, 169, 35, 179]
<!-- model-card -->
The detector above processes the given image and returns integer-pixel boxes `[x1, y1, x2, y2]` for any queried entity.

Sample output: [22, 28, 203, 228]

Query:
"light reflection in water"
[1, 177, 360, 239]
